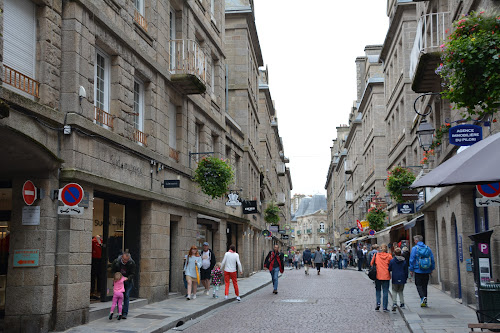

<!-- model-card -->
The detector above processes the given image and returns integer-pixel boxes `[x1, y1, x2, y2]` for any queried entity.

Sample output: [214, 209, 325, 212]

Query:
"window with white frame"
[169, 9, 176, 71]
[320, 222, 325, 232]
[210, 58, 216, 95]
[320, 237, 325, 245]
[211, 0, 215, 15]
[133, 79, 144, 132]
[94, 49, 110, 124]
[195, 123, 201, 154]
[3, 0, 37, 98]
[168, 102, 177, 150]
[134, 0, 144, 15]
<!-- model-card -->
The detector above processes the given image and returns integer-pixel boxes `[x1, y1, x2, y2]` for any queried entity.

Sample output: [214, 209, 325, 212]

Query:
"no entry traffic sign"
[477, 183, 500, 198]
[22, 180, 37, 206]
[59, 183, 84, 206]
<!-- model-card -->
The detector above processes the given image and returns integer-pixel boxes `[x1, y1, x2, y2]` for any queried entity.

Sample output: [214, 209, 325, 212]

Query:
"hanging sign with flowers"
[386, 166, 416, 204]
[194, 156, 234, 199]
[365, 206, 387, 232]
[436, 11, 500, 119]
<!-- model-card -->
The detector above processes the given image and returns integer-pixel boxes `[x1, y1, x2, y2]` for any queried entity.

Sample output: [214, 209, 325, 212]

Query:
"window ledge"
[134, 21, 154, 47]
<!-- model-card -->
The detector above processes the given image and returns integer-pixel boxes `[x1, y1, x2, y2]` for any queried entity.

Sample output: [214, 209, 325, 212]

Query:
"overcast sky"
[254, 0, 389, 196]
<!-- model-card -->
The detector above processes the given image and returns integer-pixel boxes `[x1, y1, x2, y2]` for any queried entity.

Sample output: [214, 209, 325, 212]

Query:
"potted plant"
[437, 11, 500, 119]
[264, 202, 280, 224]
[193, 156, 234, 199]
[386, 166, 416, 204]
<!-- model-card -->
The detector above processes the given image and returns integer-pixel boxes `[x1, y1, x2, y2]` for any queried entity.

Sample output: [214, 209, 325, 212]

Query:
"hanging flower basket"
[264, 202, 280, 224]
[437, 11, 500, 119]
[193, 156, 234, 199]
[366, 206, 387, 232]
[386, 166, 416, 204]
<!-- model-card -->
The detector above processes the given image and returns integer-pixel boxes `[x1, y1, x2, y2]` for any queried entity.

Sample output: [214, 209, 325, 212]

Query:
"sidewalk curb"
[152, 273, 278, 333]
[358, 270, 415, 333]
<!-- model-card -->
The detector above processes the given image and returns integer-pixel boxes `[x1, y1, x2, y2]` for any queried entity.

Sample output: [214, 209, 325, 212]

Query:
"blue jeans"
[343, 259, 348, 269]
[271, 267, 280, 291]
[338, 260, 342, 269]
[122, 280, 134, 316]
[375, 280, 390, 309]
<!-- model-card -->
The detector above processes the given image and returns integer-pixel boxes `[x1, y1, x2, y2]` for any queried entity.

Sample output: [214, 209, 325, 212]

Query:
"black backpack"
[368, 253, 377, 280]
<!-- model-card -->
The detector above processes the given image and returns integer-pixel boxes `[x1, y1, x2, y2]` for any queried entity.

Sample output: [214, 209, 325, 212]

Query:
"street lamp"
[416, 119, 435, 152]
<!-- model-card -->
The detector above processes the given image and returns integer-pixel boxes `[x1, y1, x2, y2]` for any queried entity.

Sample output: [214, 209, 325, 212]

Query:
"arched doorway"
[439, 218, 449, 291]
[451, 213, 462, 299]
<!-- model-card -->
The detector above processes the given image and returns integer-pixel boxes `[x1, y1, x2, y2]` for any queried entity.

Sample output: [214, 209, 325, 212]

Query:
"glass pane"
[106, 202, 125, 298]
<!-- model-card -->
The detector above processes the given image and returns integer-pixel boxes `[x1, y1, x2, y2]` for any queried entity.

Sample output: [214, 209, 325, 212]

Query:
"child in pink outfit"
[109, 272, 128, 320]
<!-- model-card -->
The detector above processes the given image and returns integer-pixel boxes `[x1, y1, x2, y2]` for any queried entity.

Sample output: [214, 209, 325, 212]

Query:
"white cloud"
[254, 0, 389, 195]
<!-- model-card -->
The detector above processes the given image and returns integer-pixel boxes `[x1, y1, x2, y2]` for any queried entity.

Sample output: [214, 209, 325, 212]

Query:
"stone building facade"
[0, 0, 292, 331]
[326, 0, 500, 310]
[291, 195, 327, 251]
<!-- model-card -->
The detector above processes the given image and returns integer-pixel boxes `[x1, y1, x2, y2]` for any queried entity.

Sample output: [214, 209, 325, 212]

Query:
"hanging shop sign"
[163, 180, 180, 188]
[22, 180, 37, 206]
[262, 230, 270, 237]
[449, 124, 482, 146]
[225, 192, 242, 206]
[284, 224, 291, 230]
[397, 203, 415, 214]
[476, 183, 500, 198]
[13, 249, 39, 268]
[278, 229, 286, 234]
[401, 189, 419, 201]
[269, 225, 279, 233]
[242, 200, 258, 214]
[350, 227, 360, 235]
[281, 234, 289, 240]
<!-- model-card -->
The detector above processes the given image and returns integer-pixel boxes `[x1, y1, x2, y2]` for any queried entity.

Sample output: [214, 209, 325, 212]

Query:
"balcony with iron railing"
[94, 106, 114, 128]
[409, 12, 450, 93]
[3, 65, 39, 98]
[134, 9, 148, 32]
[297, 230, 301, 236]
[169, 39, 207, 94]
[169, 147, 180, 162]
[306, 229, 312, 234]
[133, 128, 148, 146]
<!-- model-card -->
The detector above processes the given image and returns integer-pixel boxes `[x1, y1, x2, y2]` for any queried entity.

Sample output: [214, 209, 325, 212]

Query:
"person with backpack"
[302, 248, 312, 275]
[409, 235, 435, 307]
[389, 247, 408, 311]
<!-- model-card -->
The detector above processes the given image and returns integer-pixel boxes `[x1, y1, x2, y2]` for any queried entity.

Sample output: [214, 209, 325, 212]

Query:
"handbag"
[195, 262, 201, 284]
[368, 253, 377, 281]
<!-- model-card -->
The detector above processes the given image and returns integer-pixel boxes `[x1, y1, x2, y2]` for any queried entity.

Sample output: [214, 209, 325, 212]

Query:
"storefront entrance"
[0, 181, 11, 318]
[91, 192, 141, 302]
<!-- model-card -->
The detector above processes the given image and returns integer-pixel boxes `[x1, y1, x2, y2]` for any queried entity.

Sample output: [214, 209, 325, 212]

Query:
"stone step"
[89, 298, 148, 322]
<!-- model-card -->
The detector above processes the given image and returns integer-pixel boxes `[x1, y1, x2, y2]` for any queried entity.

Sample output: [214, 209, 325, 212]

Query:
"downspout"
[225, 64, 229, 113]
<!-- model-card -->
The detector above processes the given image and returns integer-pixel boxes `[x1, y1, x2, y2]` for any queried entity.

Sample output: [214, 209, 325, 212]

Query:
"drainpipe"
[225, 64, 229, 113]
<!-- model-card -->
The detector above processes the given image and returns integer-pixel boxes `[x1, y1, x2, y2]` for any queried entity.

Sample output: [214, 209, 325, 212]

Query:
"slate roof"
[291, 195, 327, 221]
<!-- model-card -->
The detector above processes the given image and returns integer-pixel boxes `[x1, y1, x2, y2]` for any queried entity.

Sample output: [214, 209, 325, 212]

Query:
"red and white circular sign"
[60, 183, 84, 207]
[22, 180, 37, 206]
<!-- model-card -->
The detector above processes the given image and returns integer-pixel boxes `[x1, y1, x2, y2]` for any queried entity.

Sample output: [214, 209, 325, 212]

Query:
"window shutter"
[3, 0, 36, 78]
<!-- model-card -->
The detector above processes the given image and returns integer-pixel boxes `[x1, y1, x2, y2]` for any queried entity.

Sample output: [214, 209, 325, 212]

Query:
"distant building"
[291, 195, 328, 251]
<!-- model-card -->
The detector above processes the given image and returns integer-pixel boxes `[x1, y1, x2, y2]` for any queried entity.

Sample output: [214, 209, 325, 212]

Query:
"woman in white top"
[220, 244, 243, 301]
[184, 246, 202, 300]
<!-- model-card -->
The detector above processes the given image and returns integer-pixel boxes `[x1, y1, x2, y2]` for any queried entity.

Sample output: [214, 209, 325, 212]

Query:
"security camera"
[79, 86, 87, 101]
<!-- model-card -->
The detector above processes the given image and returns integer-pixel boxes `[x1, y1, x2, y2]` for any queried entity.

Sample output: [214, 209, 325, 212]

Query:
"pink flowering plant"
[366, 207, 387, 232]
[194, 156, 234, 199]
[386, 167, 416, 204]
[436, 11, 500, 119]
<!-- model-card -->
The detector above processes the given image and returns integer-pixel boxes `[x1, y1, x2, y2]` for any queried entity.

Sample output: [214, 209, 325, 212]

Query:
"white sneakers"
[204, 290, 210, 296]
[192, 294, 197, 299]
[236, 297, 241, 301]
[224, 295, 228, 299]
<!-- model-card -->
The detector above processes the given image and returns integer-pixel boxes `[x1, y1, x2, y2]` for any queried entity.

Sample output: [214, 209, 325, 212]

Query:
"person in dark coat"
[357, 247, 365, 271]
[264, 245, 284, 294]
[302, 248, 312, 275]
[389, 247, 408, 311]
[112, 251, 136, 319]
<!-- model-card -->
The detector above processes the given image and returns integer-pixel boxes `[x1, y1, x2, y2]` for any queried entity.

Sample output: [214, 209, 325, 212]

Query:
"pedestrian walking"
[357, 247, 364, 271]
[302, 248, 312, 275]
[108, 272, 127, 320]
[264, 244, 284, 294]
[370, 243, 393, 312]
[313, 246, 324, 275]
[367, 244, 379, 269]
[409, 235, 435, 307]
[91, 235, 102, 299]
[111, 251, 136, 319]
[389, 247, 408, 311]
[337, 251, 343, 269]
[293, 251, 301, 269]
[342, 250, 349, 269]
[184, 246, 202, 300]
[210, 262, 223, 298]
[200, 242, 216, 296]
[221, 244, 243, 301]
[362, 246, 368, 269]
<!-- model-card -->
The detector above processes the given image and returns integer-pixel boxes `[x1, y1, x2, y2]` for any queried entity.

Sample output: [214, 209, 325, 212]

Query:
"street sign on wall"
[449, 124, 482, 146]
[22, 206, 40, 225]
[13, 249, 39, 267]
[476, 196, 500, 207]
[22, 180, 37, 206]
[477, 183, 500, 198]
[59, 183, 84, 207]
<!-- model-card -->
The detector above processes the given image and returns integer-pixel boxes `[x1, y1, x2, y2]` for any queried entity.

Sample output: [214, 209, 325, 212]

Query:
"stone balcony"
[409, 12, 450, 93]
[169, 39, 207, 95]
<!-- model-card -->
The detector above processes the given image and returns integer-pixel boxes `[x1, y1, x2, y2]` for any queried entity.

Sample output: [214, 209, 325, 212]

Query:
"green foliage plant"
[264, 202, 280, 224]
[194, 156, 234, 199]
[386, 166, 416, 204]
[437, 11, 500, 119]
[366, 207, 387, 232]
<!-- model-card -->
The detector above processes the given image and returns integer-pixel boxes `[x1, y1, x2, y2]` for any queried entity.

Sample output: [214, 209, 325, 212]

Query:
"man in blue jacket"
[302, 248, 312, 275]
[409, 235, 435, 307]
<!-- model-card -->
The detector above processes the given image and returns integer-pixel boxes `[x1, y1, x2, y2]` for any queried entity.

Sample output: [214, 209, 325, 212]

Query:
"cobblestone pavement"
[176, 268, 410, 333]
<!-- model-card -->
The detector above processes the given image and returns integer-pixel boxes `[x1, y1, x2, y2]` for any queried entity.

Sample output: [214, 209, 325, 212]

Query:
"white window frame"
[210, 58, 216, 96]
[320, 222, 325, 232]
[169, 102, 177, 150]
[195, 123, 200, 154]
[320, 237, 325, 245]
[169, 9, 176, 71]
[135, 0, 145, 15]
[94, 48, 111, 127]
[3, 0, 37, 99]
[133, 79, 144, 132]
[210, 0, 215, 15]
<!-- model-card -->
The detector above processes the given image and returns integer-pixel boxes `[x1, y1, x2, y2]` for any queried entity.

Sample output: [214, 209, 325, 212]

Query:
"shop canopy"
[404, 214, 424, 230]
[411, 132, 500, 188]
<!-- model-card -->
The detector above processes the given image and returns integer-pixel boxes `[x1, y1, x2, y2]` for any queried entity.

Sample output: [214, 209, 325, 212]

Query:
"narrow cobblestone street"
[177, 268, 409, 333]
